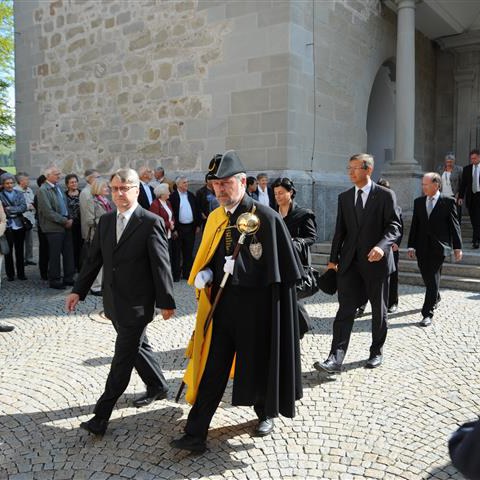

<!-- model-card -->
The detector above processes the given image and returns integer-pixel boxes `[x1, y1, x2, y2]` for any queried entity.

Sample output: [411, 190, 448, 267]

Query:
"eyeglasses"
[110, 185, 137, 193]
[346, 166, 365, 171]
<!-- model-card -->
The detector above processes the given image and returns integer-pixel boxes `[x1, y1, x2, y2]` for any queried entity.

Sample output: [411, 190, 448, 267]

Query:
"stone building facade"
[14, 0, 480, 239]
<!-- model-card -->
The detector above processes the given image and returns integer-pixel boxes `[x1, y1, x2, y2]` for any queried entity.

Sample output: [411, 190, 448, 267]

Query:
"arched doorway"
[366, 61, 396, 180]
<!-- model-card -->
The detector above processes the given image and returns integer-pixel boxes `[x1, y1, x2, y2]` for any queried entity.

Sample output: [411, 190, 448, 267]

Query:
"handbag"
[297, 264, 321, 299]
[0, 235, 10, 255]
[20, 215, 33, 231]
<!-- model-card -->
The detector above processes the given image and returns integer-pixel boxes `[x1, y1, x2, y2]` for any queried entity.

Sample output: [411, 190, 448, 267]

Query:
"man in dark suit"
[66, 168, 176, 436]
[169, 176, 201, 281]
[314, 153, 402, 373]
[137, 166, 155, 210]
[407, 172, 462, 327]
[459, 149, 480, 248]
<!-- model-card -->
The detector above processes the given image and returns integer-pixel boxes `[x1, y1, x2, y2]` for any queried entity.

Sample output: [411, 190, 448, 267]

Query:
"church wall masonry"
[15, 0, 438, 240]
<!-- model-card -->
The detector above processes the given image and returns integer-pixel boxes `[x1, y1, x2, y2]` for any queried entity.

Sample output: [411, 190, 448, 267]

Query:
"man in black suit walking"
[137, 166, 155, 210]
[407, 172, 462, 327]
[314, 153, 402, 373]
[169, 176, 201, 281]
[66, 168, 176, 436]
[459, 149, 480, 248]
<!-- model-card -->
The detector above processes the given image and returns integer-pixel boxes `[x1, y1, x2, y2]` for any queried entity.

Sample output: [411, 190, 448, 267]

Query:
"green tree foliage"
[0, 0, 14, 147]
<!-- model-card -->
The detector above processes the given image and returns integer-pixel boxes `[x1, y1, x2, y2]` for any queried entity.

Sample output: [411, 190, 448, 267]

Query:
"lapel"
[114, 205, 144, 250]
[429, 195, 443, 220]
[353, 183, 376, 231]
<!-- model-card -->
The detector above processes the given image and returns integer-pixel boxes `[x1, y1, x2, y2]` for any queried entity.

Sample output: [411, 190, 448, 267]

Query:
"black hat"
[207, 150, 246, 180]
[317, 269, 337, 295]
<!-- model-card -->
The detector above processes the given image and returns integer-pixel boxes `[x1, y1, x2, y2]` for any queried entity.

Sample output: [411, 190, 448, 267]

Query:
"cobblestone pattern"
[0, 266, 479, 479]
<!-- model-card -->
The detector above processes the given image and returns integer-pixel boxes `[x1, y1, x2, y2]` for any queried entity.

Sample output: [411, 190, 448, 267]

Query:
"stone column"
[382, 0, 422, 212]
[454, 70, 476, 165]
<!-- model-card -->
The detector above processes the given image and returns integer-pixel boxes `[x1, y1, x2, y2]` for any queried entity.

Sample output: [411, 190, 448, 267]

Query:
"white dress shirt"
[257, 186, 270, 206]
[178, 191, 194, 224]
[425, 190, 440, 211]
[441, 171, 454, 197]
[141, 181, 153, 206]
[354, 179, 372, 207]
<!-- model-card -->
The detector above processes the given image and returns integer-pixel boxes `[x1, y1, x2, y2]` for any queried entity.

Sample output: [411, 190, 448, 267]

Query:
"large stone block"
[231, 88, 269, 114]
[228, 113, 260, 135]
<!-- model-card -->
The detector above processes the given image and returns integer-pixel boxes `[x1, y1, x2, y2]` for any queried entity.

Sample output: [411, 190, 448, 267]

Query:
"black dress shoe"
[133, 389, 168, 408]
[365, 354, 383, 369]
[355, 305, 366, 318]
[80, 416, 108, 436]
[49, 282, 66, 290]
[313, 357, 341, 374]
[90, 289, 102, 297]
[170, 434, 207, 454]
[254, 417, 275, 437]
[18, 276, 27, 281]
[0, 324, 14, 333]
[387, 304, 398, 314]
[419, 317, 432, 327]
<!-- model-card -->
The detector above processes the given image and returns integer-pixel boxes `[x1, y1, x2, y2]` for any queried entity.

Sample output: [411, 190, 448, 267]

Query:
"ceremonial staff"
[175, 208, 260, 402]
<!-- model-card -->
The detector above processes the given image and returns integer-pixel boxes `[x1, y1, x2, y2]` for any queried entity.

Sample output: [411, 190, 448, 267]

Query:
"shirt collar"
[355, 178, 372, 196]
[428, 190, 441, 201]
[117, 202, 138, 223]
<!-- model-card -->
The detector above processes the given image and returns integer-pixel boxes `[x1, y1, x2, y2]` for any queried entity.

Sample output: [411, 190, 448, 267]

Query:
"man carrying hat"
[171, 150, 303, 453]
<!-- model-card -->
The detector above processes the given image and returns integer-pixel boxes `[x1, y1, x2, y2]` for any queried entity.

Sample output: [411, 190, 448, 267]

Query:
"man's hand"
[367, 246, 384, 262]
[458, 198, 463, 206]
[407, 249, 416, 259]
[392, 243, 399, 252]
[327, 262, 338, 271]
[66, 293, 80, 312]
[223, 255, 234, 275]
[161, 309, 175, 320]
[65, 219, 73, 229]
[454, 249, 463, 262]
[194, 268, 213, 289]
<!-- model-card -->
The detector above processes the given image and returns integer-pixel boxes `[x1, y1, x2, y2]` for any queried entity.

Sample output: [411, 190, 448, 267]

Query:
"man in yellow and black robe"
[171, 151, 303, 453]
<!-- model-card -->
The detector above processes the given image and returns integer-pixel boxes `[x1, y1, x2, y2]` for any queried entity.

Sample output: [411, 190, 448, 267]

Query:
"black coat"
[449, 418, 480, 480]
[73, 205, 175, 326]
[169, 189, 201, 228]
[138, 183, 154, 210]
[459, 163, 478, 209]
[207, 194, 303, 417]
[330, 182, 402, 279]
[407, 194, 462, 258]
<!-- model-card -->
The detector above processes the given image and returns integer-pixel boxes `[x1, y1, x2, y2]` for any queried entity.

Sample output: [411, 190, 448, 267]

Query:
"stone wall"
[14, 0, 440, 240]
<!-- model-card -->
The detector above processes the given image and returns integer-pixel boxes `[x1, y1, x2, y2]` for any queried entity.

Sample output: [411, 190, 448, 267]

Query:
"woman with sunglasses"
[272, 177, 317, 338]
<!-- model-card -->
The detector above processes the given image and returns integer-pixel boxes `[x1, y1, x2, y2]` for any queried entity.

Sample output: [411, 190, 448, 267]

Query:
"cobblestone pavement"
[0, 266, 479, 479]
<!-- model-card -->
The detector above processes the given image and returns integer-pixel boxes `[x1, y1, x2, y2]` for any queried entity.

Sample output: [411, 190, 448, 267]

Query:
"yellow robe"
[182, 206, 234, 405]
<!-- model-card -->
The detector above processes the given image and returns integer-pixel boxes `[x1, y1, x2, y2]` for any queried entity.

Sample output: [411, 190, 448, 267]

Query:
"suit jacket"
[436, 164, 463, 196]
[36, 182, 69, 233]
[149, 198, 174, 233]
[330, 182, 402, 279]
[407, 194, 462, 258]
[73, 205, 176, 327]
[138, 182, 154, 210]
[169, 190, 201, 228]
[459, 163, 480, 208]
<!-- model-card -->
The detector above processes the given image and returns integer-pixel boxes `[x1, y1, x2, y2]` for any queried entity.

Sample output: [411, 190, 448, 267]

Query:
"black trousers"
[417, 254, 444, 319]
[71, 222, 83, 273]
[94, 320, 168, 420]
[185, 288, 268, 439]
[45, 230, 75, 284]
[330, 261, 389, 362]
[468, 192, 480, 243]
[37, 226, 49, 279]
[171, 223, 196, 280]
[4, 228, 25, 279]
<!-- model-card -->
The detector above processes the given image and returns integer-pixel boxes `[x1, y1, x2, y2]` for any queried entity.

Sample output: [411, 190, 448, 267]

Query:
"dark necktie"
[355, 189, 364, 223]
[225, 211, 233, 255]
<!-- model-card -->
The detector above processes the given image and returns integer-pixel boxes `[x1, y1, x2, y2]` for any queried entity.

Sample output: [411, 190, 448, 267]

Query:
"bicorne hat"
[207, 150, 246, 180]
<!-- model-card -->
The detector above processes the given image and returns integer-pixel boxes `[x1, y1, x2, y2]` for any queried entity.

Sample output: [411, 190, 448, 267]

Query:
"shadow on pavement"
[423, 464, 463, 479]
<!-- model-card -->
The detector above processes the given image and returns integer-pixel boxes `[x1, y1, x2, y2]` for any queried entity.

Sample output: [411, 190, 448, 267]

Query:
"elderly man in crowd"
[137, 166, 155, 210]
[37, 166, 75, 290]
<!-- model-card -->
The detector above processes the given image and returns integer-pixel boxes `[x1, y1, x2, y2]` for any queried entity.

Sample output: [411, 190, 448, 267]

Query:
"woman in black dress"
[272, 177, 317, 338]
